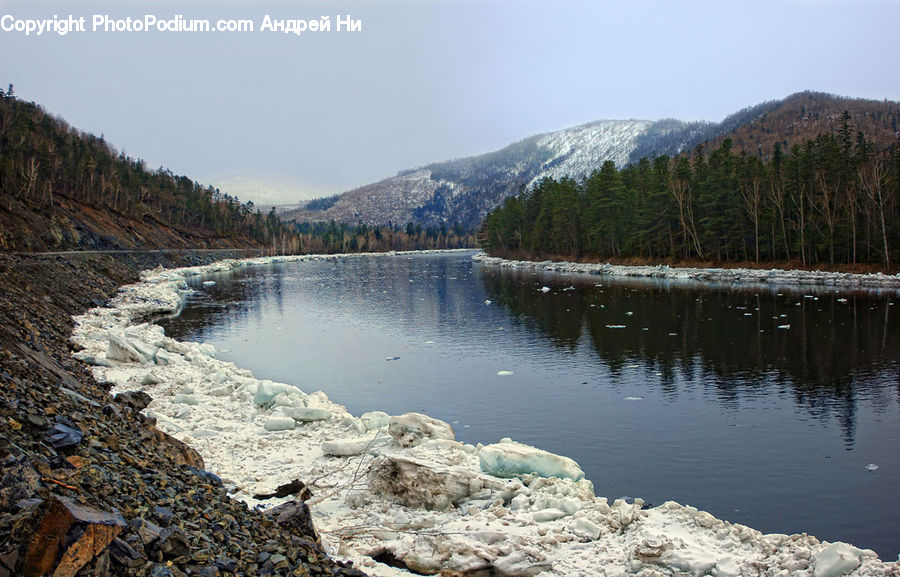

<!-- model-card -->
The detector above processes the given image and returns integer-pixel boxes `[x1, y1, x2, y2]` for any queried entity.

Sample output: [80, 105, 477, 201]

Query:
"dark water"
[161, 252, 900, 560]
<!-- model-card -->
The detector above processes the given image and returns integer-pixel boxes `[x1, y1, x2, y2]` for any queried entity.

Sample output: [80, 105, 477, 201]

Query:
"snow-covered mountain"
[283, 91, 900, 229]
[284, 118, 708, 228]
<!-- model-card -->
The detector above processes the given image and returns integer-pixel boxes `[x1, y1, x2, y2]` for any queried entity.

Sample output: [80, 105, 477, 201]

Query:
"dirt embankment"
[0, 251, 366, 577]
[0, 192, 264, 253]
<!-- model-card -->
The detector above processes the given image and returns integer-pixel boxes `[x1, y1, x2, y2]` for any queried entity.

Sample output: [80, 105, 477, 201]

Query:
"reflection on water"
[479, 266, 900, 450]
[161, 253, 900, 559]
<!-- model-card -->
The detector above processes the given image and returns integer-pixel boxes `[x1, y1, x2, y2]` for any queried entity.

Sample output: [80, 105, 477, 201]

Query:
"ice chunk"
[141, 372, 163, 385]
[540, 286, 551, 293]
[496, 370, 514, 376]
[154, 348, 182, 366]
[479, 439, 584, 481]
[360, 411, 390, 430]
[254, 380, 296, 407]
[777, 324, 791, 330]
[172, 394, 198, 406]
[263, 417, 296, 432]
[368, 455, 473, 511]
[106, 329, 153, 363]
[569, 518, 601, 540]
[284, 407, 331, 422]
[389, 413, 455, 447]
[321, 433, 377, 456]
[197, 343, 216, 357]
[865, 463, 878, 472]
[813, 543, 862, 577]
[532, 508, 567, 522]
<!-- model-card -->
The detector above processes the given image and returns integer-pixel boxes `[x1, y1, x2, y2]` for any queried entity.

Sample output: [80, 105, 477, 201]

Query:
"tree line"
[480, 112, 899, 270]
[0, 92, 476, 254]
[295, 220, 476, 254]
[0, 92, 298, 247]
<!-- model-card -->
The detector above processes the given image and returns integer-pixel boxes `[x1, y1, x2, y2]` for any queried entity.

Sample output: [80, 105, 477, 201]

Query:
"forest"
[480, 112, 899, 270]
[0, 90, 473, 254]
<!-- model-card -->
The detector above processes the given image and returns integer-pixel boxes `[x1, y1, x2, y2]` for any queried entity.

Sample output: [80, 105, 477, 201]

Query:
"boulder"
[20, 496, 125, 577]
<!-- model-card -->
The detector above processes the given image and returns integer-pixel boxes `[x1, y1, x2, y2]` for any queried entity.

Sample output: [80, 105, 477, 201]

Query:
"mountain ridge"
[283, 91, 899, 228]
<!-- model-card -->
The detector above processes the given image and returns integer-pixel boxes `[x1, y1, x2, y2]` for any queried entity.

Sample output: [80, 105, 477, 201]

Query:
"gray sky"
[2, 0, 899, 205]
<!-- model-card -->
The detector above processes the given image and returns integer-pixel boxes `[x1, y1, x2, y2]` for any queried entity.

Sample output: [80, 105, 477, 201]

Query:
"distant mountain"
[283, 92, 899, 228]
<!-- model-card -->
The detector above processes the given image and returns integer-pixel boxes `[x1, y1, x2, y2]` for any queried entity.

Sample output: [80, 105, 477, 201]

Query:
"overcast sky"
[2, 0, 899, 205]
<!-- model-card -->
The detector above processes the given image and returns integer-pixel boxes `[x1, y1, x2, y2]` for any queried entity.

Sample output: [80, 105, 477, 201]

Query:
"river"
[160, 251, 900, 560]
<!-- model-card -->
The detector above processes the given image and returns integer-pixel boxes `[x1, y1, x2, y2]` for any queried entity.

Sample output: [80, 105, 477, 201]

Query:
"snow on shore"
[473, 253, 900, 291]
[71, 251, 899, 576]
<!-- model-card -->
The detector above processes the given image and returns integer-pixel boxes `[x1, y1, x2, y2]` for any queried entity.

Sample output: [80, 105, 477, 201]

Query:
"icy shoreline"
[70, 250, 898, 576]
[473, 253, 900, 291]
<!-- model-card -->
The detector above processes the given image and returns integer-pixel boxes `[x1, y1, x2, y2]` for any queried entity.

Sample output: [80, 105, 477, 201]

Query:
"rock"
[0, 459, 41, 509]
[215, 557, 237, 573]
[264, 500, 320, 545]
[44, 423, 83, 449]
[479, 438, 585, 481]
[114, 390, 153, 411]
[154, 526, 191, 559]
[142, 425, 204, 468]
[107, 538, 143, 569]
[388, 413, 455, 447]
[253, 479, 313, 501]
[20, 496, 125, 577]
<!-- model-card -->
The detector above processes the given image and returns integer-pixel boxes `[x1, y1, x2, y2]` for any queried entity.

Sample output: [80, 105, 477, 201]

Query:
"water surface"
[161, 252, 900, 559]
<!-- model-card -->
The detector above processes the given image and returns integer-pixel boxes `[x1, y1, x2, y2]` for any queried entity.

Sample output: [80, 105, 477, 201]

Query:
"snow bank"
[473, 253, 900, 291]
[71, 250, 899, 577]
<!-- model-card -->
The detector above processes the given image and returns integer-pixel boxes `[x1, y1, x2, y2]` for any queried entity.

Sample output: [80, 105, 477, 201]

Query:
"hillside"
[0, 94, 297, 253]
[285, 92, 899, 229]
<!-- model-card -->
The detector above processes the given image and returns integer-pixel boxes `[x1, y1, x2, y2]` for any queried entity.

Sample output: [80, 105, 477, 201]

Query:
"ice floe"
[474, 253, 900, 291]
[70, 250, 899, 576]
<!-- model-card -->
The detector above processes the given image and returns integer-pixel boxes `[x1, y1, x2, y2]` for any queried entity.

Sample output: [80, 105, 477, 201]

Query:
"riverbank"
[68, 251, 899, 576]
[472, 253, 900, 291]
[0, 251, 365, 577]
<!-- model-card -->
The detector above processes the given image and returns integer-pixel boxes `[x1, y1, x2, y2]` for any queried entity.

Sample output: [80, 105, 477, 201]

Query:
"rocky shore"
[0, 251, 365, 577]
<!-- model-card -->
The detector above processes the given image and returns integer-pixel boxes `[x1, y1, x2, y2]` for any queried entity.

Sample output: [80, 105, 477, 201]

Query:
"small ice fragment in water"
[424, 340, 435, 344]
[202, 280, 216, 286]
[484, 300, 492, 304]
[866, 463, 879, 472]
[386, 356, 400, 361]
[624, 396, 643, 401]
[837, 298, 848, 303]
[497, 370, 514, 376]
[626, 311, 633, 316]
[606, 325, 626, 329]
[744, 313, 752, 316]
[777, 324, 791, 330]
[540, 286, 551, 293]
